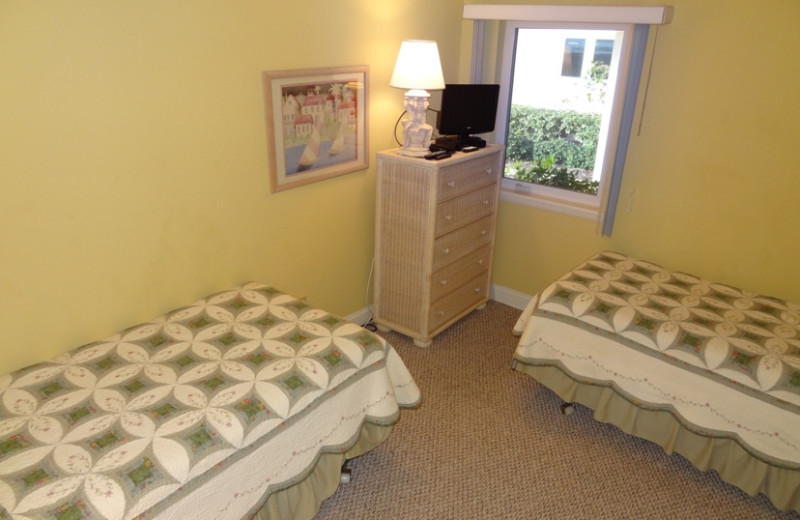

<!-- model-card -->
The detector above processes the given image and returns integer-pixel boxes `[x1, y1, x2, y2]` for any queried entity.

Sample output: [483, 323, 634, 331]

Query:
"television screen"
[436, 84, 500, 148]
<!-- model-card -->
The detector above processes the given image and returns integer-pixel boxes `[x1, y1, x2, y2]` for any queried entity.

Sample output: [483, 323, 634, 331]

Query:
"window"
[561, 38, 586, 77]
[593, 39, 614, 67]
[463, 5, 671, 234]
[506, 27, 623, 204]
[497, 21, 634, 223]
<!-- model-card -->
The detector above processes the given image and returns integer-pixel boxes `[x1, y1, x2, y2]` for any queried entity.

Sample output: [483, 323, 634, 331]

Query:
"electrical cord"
[393, 110, 406, 147]
[362, 256, 377, 330]
[393, 108, 442, 147]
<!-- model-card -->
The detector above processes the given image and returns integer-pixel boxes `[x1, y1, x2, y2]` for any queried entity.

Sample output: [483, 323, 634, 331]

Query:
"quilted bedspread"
[0, 283, 420, 520]
[513, 251, 800, 467]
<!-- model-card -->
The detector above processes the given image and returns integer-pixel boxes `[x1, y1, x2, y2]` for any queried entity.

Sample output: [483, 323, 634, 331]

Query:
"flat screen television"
[435, 83, 500, 150]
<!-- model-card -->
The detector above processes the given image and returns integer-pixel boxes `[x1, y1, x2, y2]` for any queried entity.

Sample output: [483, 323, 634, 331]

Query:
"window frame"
[463, 5, 670, 235]
[495, 20, 634, 223]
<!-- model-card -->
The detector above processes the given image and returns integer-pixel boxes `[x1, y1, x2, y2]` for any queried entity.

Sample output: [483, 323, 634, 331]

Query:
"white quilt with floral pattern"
[0, 283, 420, 520]
[513, 251, 800, 467]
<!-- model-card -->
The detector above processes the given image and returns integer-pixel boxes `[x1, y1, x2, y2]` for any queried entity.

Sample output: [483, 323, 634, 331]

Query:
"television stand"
[434, 135, 487, 151]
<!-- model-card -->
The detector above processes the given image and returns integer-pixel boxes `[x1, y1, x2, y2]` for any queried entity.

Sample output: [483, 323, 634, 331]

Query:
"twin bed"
[3, 253, 798, 518]
[512, 251, 800, 513]
[0, 283, 419, 520]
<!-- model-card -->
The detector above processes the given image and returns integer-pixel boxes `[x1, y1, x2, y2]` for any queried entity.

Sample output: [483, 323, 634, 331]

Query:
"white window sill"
[500, 180, 599, 221]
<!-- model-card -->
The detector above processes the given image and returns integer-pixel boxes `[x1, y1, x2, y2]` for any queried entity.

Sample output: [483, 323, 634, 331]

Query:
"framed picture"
[263, 65, 369, 192]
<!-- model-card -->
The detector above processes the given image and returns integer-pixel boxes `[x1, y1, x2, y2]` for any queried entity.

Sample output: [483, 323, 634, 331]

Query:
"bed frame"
[512, 251, 800, 513]
[0, 283, 419, 520]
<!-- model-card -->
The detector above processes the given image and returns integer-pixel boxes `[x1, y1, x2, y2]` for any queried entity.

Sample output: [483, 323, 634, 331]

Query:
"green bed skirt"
[512, 361, 800, 514]
[251, 421, 393, 520]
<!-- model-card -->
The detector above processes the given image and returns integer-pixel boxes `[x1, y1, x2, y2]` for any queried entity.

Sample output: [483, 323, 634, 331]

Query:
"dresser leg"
[413, 338, 433, 348]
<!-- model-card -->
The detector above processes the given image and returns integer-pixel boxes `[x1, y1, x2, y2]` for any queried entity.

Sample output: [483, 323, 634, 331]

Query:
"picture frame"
[262, 65, 369, 192]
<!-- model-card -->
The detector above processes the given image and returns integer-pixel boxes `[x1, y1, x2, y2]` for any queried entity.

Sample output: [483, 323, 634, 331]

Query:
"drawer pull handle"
[437, 310, 445, 317]
[482, 199, 489, 205]
[480, 230, 487, 236]
[444, 214, 452, 221]
[442, 248, 450, 255]
[440, 280, 448, 286]
[477, 259, 484, 265]
[447, 181, 456, 188]
[484, 168, 493, 175]
[473, 288, 481, 294]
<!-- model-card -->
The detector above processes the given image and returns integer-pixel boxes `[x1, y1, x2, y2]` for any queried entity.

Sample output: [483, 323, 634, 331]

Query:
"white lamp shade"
[390, 40, 445, 91]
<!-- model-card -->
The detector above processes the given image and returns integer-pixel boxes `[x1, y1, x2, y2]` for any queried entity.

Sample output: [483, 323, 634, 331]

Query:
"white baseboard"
[490, 284, 532, 310]
[345, 284, 532, 325]
[346, 307, 374, 327]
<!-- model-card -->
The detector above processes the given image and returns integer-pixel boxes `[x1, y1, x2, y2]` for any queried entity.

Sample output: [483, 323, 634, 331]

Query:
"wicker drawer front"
[436, 155, 498, 202]
[434, 184, 497, 237]
[428, 271, 490, 331]
[430, 244, 491, 302]
[432, 215, 494, 272]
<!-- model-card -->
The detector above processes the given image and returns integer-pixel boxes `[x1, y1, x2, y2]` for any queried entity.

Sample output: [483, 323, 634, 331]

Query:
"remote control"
[424, 150, 450, 160]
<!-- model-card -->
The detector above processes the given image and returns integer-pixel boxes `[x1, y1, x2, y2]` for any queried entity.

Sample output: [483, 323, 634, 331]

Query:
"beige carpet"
[313, 301, 800, 520]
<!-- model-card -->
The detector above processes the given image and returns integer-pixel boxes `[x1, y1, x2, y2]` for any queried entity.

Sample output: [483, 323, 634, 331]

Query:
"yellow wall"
[477, 0, 800, 303]
[2, 1, 799, 375]
[0, 0, 464, 373]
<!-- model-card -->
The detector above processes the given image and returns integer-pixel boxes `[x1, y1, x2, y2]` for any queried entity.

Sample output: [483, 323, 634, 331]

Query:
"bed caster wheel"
[560, 403, 575, 416]
[340, 460, 352, 483]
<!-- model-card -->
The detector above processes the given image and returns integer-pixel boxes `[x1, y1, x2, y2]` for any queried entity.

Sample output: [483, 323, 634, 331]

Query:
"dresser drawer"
[434, 184, 497, 237]
[436, 155, 499, 203]
[430, 244, 491, 302]
[428, 271, 490, 331]
[432, 215, 494, 272]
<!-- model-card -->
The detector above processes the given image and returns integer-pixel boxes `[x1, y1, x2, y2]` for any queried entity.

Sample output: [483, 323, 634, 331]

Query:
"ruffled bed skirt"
[252, 421, 393, 520]
[512, 361, 800, 513]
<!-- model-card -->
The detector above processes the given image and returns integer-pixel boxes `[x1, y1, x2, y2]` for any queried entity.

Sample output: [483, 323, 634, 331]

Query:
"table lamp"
[390, 40, 445, 157]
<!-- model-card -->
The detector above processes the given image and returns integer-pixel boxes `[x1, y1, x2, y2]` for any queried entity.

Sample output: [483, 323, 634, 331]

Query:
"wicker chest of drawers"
[373, 145, 503, 347]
